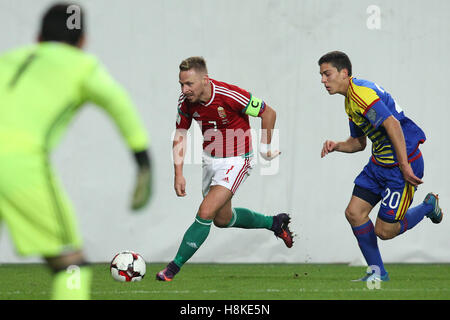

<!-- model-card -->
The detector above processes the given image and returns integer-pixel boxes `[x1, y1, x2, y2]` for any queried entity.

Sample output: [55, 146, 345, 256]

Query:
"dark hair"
[318, 51, 352, 76]
[179, 56, 208, 74]
[39, 3, 84, 45]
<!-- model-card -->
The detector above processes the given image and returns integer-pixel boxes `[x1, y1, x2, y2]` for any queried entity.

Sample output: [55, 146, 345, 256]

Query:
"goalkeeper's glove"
[131, 150, 153, 211]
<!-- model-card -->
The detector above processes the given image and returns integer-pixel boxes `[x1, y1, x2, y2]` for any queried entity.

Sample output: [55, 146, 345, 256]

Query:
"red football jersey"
[176, 78, 266, 158]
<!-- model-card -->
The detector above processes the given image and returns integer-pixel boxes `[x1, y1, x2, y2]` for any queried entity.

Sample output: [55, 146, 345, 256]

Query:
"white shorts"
[202, 152, 254, 197]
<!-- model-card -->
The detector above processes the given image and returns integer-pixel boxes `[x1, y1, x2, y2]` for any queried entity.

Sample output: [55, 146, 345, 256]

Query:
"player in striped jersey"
[318, 51, 443, 282]
[156, 57, 293, 281]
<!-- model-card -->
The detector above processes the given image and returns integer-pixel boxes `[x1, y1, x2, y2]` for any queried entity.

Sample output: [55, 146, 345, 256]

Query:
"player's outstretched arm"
[173, 129, 187, 197]
[82, 61, 152, 210]
[259, 105, 280, 161]
[321, 136, 367, 158]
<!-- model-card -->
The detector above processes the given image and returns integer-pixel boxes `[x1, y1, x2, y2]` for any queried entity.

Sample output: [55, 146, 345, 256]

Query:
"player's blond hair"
[179, 56, 208, 74]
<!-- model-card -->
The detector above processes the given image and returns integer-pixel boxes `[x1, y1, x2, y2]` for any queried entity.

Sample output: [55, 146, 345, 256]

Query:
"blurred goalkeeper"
[0, 3, 153, 299]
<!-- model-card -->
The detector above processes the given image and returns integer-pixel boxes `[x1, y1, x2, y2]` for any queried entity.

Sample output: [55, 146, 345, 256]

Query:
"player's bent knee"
[45, 250, 87, 273]
[344, 208, 353, 222]
[197, 204, 218, 221]
[345, 207, 362, 225]
[374, 227, 395, 240]
[213, 218, 228, 228]
[374, 219, 400, 240]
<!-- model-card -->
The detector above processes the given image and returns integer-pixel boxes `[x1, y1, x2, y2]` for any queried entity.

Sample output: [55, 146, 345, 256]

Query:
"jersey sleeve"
[176, 95, 192, 130]
[364, 100, 392, 128]
[243, 94, 266, 117]
[349, 83, 392, 129]
[219, 82, 266, 117]
[81, 61, 149, 152]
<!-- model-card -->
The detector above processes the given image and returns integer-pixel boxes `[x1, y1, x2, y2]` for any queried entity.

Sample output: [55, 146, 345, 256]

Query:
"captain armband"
[244, 95, 265, 117]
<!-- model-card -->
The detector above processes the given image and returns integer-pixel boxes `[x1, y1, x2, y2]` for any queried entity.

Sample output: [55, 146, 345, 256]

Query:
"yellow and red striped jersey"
[345, 77, 425, 167]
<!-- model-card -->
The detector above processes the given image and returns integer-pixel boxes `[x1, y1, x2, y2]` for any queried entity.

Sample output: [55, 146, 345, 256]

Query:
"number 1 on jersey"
[9, 53, 37, 88]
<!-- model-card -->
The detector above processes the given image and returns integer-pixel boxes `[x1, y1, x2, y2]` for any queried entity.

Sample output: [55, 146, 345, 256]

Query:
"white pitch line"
[1, 287, 449, 297]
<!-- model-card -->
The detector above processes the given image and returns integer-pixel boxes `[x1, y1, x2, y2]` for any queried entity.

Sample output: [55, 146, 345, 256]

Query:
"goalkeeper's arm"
[81, 59, 152, 210]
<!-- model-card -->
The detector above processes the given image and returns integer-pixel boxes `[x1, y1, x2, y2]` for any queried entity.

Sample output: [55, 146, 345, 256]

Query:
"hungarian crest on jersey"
[217, 106, 229, 125]
[217, 106, 227, 118]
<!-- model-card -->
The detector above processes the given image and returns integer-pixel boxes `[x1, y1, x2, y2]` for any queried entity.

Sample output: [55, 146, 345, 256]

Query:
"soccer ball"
[110, 251, 146, 282]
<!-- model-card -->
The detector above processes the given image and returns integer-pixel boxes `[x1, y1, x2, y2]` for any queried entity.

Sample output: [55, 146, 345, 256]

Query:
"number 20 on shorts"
[381, 187, 401, 209]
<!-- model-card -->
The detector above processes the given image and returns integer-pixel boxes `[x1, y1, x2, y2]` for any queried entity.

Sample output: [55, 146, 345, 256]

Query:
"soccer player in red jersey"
[156, 57, 293, 281]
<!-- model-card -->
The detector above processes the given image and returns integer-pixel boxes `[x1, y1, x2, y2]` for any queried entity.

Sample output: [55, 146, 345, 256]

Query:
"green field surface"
[0, 263, 449, 300]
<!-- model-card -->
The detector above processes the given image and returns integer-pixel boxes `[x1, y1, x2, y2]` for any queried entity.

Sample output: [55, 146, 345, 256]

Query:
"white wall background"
[0, 0, 448, 264]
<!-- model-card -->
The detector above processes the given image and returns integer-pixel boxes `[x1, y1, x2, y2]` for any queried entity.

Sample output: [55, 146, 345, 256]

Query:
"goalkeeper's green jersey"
[0, 42, 148, 155]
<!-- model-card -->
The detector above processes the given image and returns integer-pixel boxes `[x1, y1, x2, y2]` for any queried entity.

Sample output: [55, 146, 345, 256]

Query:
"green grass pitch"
[0, 263, 449, 300]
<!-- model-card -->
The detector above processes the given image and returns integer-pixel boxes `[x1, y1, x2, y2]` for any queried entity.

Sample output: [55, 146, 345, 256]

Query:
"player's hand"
[260, 150, 281, 161]
[259, 143, 281, 161]
[174, 175, 186, 197]
[131, 167, 152, 211]
[321, 140, 337, 158]
[399, 163, 423, 187]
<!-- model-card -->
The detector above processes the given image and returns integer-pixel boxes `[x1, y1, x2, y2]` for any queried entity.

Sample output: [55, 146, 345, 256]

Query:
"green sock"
[51, 265, 92, 300]
[173, 216, 212, 268]
[226, 207, 273, 229]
